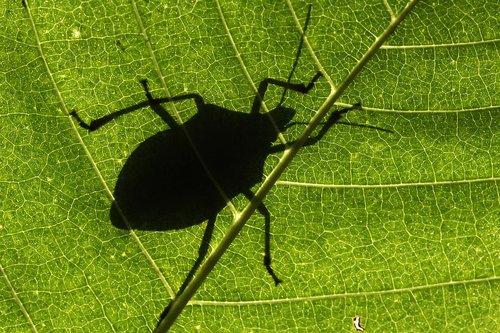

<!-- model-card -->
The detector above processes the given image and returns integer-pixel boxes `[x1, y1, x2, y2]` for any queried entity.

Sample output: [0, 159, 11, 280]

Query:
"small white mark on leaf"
[353, 316, 365, 331]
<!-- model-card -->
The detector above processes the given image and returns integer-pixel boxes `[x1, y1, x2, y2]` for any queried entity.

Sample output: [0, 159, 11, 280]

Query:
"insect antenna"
[278, 4, 313, 107]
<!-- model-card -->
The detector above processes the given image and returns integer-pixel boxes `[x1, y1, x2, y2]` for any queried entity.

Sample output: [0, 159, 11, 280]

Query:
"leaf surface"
[1, 0, 498, 332]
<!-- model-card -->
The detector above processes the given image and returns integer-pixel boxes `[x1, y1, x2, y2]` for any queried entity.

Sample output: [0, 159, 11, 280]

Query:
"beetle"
[69, 4, 383, 292]
[72, 4, 328, 287]
[70, 70, 362, 287]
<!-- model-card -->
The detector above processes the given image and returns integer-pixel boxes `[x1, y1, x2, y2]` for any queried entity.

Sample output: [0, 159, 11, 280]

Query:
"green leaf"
[1, 0, 498, 332]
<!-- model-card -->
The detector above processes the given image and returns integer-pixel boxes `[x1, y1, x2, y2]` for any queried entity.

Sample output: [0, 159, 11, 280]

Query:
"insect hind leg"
[243, 190, 282, 285]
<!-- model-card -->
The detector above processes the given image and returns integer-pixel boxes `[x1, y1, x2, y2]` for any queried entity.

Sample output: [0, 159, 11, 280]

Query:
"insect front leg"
[268, 103, 363, 154]
[251, 72, 323, 114]
[301, 103, 361, 146]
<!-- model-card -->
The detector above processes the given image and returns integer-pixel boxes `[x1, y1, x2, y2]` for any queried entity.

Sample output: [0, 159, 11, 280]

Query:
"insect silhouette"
[69, 6, 398, 329]
[71, 70, 353, 284]
[69, 6, 393, 327]
[69, 10, 393, 322]
[70, 4, 340, 289]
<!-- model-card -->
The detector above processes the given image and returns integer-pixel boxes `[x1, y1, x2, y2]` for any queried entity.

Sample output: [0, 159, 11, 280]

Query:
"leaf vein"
[381, 39, 500, 49]
[188, 276, 499, 306]
[276, 177, 499, 188]
[0, 263, 38, 333]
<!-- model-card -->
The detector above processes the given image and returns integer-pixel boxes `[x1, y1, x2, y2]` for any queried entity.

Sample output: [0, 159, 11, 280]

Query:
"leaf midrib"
[158, 0, 421, 330]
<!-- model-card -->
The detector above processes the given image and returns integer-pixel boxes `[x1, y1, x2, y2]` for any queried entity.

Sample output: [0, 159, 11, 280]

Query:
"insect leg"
[70, 100, 151, 131]
[179, 214, 216, 294]
[250, 72, 323, 114]
[243, 190, 282, 286]
[301, 103, 361, 146]
[268, 103, 363, 153]
[71, 80, 206, 131]
[158, 215, 217, 323]
[141, 80, 205, 129]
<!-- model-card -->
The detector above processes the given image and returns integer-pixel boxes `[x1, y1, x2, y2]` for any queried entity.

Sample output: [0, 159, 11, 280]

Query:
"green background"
[1, 0, 498, 332]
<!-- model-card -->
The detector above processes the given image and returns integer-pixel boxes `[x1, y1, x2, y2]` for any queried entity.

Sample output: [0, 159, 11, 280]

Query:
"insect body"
[108, 84, 298, 231]
[71, 72, 339, 286]
[69, 5, 377, 294]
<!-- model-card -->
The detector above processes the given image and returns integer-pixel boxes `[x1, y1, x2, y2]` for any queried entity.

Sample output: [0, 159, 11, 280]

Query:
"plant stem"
[155, 0, 420, 331]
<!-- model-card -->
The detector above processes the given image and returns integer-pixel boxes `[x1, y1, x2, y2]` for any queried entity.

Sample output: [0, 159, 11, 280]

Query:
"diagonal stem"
[155, 0, 419, 331]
